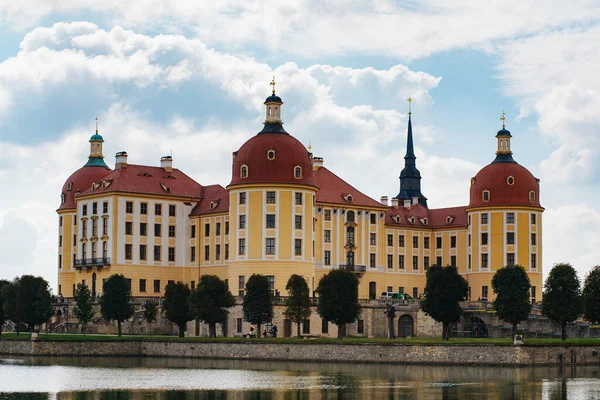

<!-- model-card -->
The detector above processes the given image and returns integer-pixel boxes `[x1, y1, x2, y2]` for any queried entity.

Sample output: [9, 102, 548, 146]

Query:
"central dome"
[469, 162, 541, 208]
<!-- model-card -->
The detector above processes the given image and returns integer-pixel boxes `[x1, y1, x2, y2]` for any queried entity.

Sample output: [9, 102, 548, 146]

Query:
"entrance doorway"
[92, 273, 97, 298]
[398, 314, 415, 337]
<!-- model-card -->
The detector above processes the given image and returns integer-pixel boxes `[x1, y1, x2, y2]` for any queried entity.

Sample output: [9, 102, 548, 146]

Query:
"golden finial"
[308, 141, 312, 152]
[407, 97, 412, 115]
[270, 76, 276, 95]
[500, 111, 506, 129]
[95, 116, 99, 133]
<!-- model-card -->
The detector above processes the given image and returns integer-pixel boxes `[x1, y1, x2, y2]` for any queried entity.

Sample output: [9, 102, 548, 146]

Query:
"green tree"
[163, 281, 192, 338]
[583, 266, 600, 324]
[190, 275, 235, 338]
[2, 276, 54, 333]
[283, 274, 312, 338]
[242, 274, 273, 338]
[420, 265, 468, 340]
[543, 263, 583, 340]
[492, 265, 531, 334]
[0, 279, 9, 335]
[73, 283, 94, 335]
[1, 280, 20, 335]
[142, 301, 159, 335]
[316, 269, 360, 339]
[100, 274, 134, 337]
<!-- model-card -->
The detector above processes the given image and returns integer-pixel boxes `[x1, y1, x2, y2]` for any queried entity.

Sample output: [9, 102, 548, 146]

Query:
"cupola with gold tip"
[493, 111, 516, 163]
[85, 117, 108, 167]
[259, 76, 287, 134]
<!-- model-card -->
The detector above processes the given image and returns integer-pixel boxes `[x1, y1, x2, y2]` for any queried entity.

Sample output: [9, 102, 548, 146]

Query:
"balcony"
[73, 257, 111, 271]
[338, 264, 367, 274]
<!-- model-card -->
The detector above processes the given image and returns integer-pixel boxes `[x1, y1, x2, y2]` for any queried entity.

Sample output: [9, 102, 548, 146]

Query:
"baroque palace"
[57, 85, 543, 308]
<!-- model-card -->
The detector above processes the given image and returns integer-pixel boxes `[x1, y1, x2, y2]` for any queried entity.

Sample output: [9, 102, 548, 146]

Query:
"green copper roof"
[90, 133, 104, 142]
[84, 157, 109, 168]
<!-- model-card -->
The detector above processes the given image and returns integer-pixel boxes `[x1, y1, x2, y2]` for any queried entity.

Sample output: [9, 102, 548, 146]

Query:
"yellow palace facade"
[57, 87, 543, 304]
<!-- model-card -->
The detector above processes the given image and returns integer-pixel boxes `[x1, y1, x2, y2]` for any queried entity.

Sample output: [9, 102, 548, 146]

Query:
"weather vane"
[95, 116, 99, 133]
[500, 111, 506, 129]
[270, 76, 276, 95]
[407, 97, 412, 115]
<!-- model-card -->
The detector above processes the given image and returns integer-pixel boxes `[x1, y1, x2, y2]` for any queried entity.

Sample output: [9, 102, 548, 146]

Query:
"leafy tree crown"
[100, 274, 134, 322]
[316, 269, 360, 326]
[242, 274, 274, 325]
[492, 265, 531, 325]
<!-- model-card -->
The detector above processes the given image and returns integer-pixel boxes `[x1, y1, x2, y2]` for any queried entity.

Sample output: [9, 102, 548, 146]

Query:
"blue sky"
[0, 1, 599, 290]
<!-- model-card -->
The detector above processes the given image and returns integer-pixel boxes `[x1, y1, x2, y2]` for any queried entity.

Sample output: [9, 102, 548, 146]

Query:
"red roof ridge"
[314, 167, 386, 209]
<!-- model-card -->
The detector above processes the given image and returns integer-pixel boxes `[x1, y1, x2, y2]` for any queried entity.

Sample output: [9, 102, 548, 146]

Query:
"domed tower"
[227, 79, 318, 295]
[57, 118, 111, 297]
[466, 113, 543, 302]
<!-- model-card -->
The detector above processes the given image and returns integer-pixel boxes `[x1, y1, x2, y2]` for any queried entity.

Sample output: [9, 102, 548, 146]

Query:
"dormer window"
[66, 182, 73, 191]
[294, 166, 302, 179]
[60, 193, 65, 205]
[344, 194, 353, 203]
[394, 215, 401, 223]
[446, 216, 454, 224]
[420, 218, 428, 225]
[409, 217, 415, 224]
[209, 201, 218, 210]
[470, 178, 475, 187]
[529, 191, 535, 202]
[267, 150, 275, 160]
[482, 190, 490, 202]
[241, 165, 248, 178]
[507, 176, 514, 185]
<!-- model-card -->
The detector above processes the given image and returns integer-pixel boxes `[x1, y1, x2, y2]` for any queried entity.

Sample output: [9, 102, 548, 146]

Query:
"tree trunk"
[82, 324, 86, 336]
[149, 322, 152, 336]
[297, 322, 301, 338]
[561, 320, 567, 341]
[257, 323, 262, 339]
[0, 322, 3, 336]
[512, 322, 518, 335]
[209, 323, 216, 338]
[337, 324, 343, 339]
[179, 323, 185, 338]
[442, 323, 447, 340]
[117, 320, 122, 337]
[195, 319, 200, 336]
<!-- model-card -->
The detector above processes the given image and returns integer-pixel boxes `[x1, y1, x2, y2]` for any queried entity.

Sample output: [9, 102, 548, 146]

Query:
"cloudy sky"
[0, 1, 599, 291]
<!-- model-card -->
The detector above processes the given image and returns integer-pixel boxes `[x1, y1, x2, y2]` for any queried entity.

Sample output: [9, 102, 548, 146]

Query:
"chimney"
[380, 196, 388, 206]
[404, 199, 411, 209]
[115, 151, 128, 169]
[391, 198, 399, 207]
[312, 157, 324, 170]
[161, 156, 173, 172]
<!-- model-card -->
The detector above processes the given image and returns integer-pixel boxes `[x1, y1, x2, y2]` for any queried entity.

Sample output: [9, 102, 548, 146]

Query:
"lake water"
[0, 356, 600, 399]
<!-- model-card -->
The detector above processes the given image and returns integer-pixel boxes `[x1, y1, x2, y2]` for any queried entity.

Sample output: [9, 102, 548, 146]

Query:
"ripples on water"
[0, 357, 600, 399]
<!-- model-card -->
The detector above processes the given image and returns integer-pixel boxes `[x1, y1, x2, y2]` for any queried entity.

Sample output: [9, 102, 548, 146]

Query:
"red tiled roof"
[429, 206, 468, 228]
[59, 166, 112, 210]
[190, 184, 230, 216]
[385, 204, 468, 229]
[79, 164, 203, 199]
[314, 167, 385, 209]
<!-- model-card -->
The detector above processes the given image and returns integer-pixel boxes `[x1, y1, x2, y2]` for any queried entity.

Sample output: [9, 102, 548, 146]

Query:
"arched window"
[529, 191, 535, 202]
[507, 176, 514, 185]
[268, 106, 272, 117]
[482, 190, 490, 202]
[294, 166, 302, 179]
[267, 150, 275, 160]
[61, 193, 65, 205]
[346, 226, 355, 244]
[274, 106, 278, 116]
[241, 165, 248, 178]
[346, 251, 355, 266]
[347, 210, 355, 222]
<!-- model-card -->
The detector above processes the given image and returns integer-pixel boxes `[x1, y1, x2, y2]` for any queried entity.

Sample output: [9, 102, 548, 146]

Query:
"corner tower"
[396, 98, 427, 207]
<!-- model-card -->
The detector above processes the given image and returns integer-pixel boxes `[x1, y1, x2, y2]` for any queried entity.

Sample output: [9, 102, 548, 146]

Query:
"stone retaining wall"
[1, 340, 600, 366]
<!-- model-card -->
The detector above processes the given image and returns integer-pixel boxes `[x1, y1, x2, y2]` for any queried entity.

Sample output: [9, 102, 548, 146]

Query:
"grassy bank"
[1, 333, 599, 346]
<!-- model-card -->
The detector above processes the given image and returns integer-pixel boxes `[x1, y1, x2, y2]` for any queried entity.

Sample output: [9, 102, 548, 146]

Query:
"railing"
[73, 257, 111, 269]
[338, 264, 367, 273]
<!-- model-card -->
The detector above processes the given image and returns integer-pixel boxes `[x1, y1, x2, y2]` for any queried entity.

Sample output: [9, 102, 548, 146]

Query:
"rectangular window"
[321, 318, 328, 334]
[140, 223, 147, 236]
[424, 237, 430, 249]
[357, 320, 364, 334]
[140, 202, 147, 215]
[370, 253, 376, 267]
[324, 209, 331, 221]
[482, 286, 489, 299]
[399, 235, 405, 247]
[481, 213, 488, 224]
[507, 253, 515, 266]
[191, 225, 196, 238]
[154, 245, 161, 261]
[204, 223, 210, 237]
[436, 237, 442, 249]
[302, 319, 310, 334]
[154, 223, 161, 237]
[92, 219, 98, 236]
[102, 218, 108, 236]
[154, 280, 160, 293]
[531, 253, 537, 269]
[139, 279, 146, 292]
[413, 236, 419, 248]
[531, 213, 536, 225]
[295, 239, 302, 256]
[266, 214, 276, 228]
[239, 238, 246, 255]
[168, 247, 175, 262]
[424, 256, 430, 270]
[225, 244, 229, 260]
[125, 221, 132, 235]
[238, 275, 245, 296]
[436, 256, 442, 266]
[191, 247, 196, 262]
[451, 236, 457, 248]
[266, 238, 275, 255]
[155, 203, 162, 215]
[531, 286, 537, 300]
[481, 253, 488, 268]
[237, 318, 243, 333]
[169, 205, 176, 217]
[370, 213, 376, 224]
[413, 287, 418, 299]
[413, 256, 418, 270]
[82, 204, 88, 216]
[469, 255, 472, 270]
[204, 245, 210, 261]
[216, 244, 221, 260]
[239, 192, 246, 204]
[451, 255, 457, 267]
[324, 230, 331, 243]
[507, 212, 515, 224]
[225, 221, 230, 235]
[82, 243, 86, 260]
[507, 232, 515, 245]
[169, 225, 176, 237]
[139, 244, 147, 260]
[399, 255, 405, 269]
[481, 233, 488, 245]
[266, 191, 276, 204]
[216, 222, 221, 236]
[387, 254, 393, 269]
[531, 233, 536, 246]
[295, 192, 302, 205]
[387, 234, 393, 246]
[295, 215, 302, 229]
[370, 233, 376, 245]
[59, 216, 63, 227]
[267, 276, 275, 293]
[58, 254, 62, 268]
[126, 202, 133, 214]
[468, 234, 471, 247]
[125, 244, 132, 260]
[92, 202, 98, 215]
[239, 215, 246, 229]
[324, 250, 331, 266]
[103, 201, 108, 214]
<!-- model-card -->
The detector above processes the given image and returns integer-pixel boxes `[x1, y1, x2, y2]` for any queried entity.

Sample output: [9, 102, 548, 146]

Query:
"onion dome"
[469, 113, 541, 208]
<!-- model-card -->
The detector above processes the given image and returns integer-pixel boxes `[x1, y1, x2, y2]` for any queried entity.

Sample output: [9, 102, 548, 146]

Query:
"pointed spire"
[95, 116, 99, 134]
[405, 109, 416, 160]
